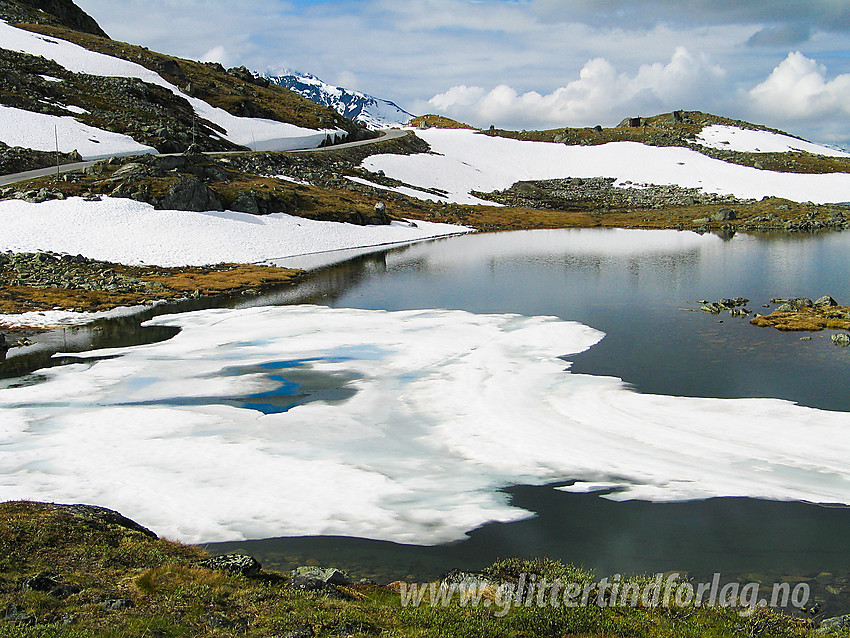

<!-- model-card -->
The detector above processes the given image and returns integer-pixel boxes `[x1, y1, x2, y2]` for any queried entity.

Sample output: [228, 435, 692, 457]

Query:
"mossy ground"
[0, 502, 822, 637]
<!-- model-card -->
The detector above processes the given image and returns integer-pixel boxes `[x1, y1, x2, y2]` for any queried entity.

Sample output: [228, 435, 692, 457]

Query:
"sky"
[73, 0, 850, 147]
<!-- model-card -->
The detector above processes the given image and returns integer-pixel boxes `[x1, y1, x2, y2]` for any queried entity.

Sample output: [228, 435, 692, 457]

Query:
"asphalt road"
[0, 128, 409, 188]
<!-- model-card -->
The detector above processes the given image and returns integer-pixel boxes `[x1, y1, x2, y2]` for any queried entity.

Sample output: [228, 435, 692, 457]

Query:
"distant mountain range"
[265, 71, 414, 130]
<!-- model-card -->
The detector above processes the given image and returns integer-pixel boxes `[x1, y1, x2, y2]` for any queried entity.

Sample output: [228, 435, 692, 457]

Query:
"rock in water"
[815, 295, 839, 308]
[831, 333, 850, 346]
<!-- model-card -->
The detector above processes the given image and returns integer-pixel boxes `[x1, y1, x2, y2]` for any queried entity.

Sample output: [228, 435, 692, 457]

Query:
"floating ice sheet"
[1, 305, 849, 544]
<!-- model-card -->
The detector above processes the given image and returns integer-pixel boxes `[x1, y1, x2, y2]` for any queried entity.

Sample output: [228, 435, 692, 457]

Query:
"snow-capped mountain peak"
[265, 70, 414, 130]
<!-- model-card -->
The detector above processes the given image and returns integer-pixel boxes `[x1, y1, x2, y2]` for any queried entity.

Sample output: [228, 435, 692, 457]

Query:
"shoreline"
[0, 217, 845, 332]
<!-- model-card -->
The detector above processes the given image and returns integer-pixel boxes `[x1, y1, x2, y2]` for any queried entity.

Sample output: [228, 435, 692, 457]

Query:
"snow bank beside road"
[0, 197, 469, 268]
[0, 105, 157, 160]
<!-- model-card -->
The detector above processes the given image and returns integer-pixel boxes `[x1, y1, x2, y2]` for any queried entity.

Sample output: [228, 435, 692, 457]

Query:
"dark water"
[5, 229, 850, 608]
[307, 229, 850, 411]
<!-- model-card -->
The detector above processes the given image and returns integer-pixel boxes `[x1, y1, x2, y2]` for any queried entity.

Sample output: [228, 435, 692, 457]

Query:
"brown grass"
[0, 264, 302, 315]
[750, 307, 850, 331]
[409, 114, 476, 129]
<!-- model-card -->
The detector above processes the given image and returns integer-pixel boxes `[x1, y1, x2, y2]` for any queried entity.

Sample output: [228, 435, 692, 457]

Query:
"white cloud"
[200, 45, 232, 67]
[70, 0, 850, 145]
[334, 70, 360, 91]
[749, 52, 850, 120]
[426, 47, 726, 128]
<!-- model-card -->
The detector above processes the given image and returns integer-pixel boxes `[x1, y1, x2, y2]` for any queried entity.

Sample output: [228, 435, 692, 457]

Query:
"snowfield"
[363, 129, 850, 205]
[0, 197, 469, 268]
[0, 105, 157, 160]
[2, 304, 849, 544]
[0, 21, 340, 154]
[696, 125, 850, 157]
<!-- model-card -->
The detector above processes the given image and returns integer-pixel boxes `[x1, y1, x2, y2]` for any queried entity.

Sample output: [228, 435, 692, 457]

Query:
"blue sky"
[74, 0, 850, 146]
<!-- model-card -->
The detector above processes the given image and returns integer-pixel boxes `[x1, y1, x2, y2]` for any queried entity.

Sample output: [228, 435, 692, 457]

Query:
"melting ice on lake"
[1, 305, 849, 544]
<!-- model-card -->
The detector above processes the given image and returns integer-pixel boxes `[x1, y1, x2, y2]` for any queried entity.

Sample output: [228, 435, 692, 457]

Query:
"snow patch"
[345, 175, 454, 203]
[0, 105, 156, 159]
[696, 125, 850, 157]
[0, 306, 148, 329]
[272, 174, 311, 186]
[363, 129, 850, 205]
[0, 197, 469, 267]
[0, 21, 338, 152]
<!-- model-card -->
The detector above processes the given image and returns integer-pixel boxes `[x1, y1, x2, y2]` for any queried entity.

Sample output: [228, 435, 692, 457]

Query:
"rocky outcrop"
[819, 614, 850, 633]
[65, 504, 158, 538]
[289, 566, 355, 600]
[0, 142, 82, 175]
[0, 251, 155, 293]
[0, 47, 240, 155]
[290, 566, 352, 589]
[20, 573, 82, 598]
[700, 298, 750, 315]
[479, 176, 750, 211]
[0, 0, 107, 37]
[161, 176, 223, 212]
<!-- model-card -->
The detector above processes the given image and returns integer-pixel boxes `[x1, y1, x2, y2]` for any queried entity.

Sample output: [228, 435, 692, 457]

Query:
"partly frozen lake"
[2, 228, 849, 583]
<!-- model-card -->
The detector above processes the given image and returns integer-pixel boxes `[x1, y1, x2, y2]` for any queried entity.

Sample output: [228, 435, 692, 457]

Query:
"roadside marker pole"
[55, 125, 60, 182]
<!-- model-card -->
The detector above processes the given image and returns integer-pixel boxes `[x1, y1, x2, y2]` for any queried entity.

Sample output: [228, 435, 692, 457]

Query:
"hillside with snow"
[0, 19, 363, 160]
[695, 124, 850, 157]
[360, 127, 850, 206]
[266, 71, 413, 130]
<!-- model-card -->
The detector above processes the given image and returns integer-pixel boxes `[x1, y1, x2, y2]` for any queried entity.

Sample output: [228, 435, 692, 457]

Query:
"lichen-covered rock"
[98, 598, 134, 611]
[3, 604, 34, 625]
[198, 554, 262, 577]
[711, 208, 737, 221]
[815, 295, 839, 308]
[290, 566, 352, 589]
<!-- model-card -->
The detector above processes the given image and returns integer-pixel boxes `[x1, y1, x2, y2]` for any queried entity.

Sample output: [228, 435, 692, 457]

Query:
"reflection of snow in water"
[1, 304, 849, 545]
